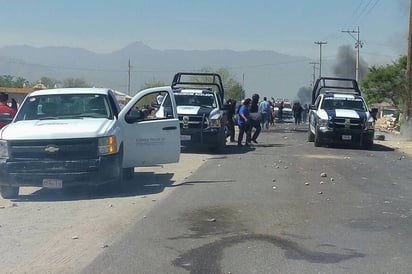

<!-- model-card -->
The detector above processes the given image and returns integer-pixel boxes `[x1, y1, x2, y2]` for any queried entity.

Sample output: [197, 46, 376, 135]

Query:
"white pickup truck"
[0, 87, 180, 199]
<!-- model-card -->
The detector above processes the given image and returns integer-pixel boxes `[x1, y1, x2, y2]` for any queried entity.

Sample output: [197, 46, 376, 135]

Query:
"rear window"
[174, 93, 217, 108]
[321, 97, 366, 112]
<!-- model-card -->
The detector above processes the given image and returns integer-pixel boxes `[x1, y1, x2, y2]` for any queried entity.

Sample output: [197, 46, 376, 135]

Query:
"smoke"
[333, 45, 368, 81]
[296, 86, 312, 105]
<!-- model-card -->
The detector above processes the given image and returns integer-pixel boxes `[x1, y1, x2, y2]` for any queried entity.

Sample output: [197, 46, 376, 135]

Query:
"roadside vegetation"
[362, 55, 410, 121]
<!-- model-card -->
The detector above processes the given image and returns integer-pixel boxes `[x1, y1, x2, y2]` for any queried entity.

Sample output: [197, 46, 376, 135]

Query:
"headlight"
[364, 120, 374, 130]
[317, 119, 329, 127]
[0, 140, 8, 158]
[209, 118, 221, 128]
[98, 136, 117, 155]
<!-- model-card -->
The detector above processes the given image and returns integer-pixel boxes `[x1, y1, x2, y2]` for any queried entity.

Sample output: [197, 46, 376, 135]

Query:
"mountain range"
[0, 41, 312, 99]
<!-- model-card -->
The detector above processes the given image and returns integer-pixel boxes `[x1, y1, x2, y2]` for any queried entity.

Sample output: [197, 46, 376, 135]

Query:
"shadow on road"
[181, 143, 255, 155]
[325, 143, 395, 152]
[13, 172, 175, 202]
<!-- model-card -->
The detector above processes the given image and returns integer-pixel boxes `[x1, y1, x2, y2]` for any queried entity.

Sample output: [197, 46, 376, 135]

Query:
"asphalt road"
[82, 123, 412, 274]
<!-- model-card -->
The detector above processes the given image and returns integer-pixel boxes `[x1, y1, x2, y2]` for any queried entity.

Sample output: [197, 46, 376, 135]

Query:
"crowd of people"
[226, 94, 309, 146]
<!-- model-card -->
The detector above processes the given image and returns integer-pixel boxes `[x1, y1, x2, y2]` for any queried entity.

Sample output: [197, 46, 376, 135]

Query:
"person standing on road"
[237, 98, 251, 147]
[278, 101, 284, 122]
[292, 101, 303, 129]
[259, 96, 271, 130]
[226, 98, 236, 142]
[302, 103, 308, 123]
[0, 92, 17, 129]
[247, 93, 261, 144]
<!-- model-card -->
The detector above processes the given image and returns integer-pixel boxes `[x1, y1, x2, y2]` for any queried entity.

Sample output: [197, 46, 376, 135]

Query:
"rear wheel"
[0, 185, 19, 199]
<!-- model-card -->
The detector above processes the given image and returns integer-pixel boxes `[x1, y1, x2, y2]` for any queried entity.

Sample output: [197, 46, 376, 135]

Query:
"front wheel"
[308, 127, 315, 142]
[363, 139, 374, 150]
[123, 167, 134, 180]
[314, 128, 322, 147]
[0, 185, 19, 199]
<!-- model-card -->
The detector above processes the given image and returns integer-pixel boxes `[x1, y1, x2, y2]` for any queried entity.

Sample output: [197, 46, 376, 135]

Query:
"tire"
[314, 128, 322, 147]
[0, 185, 19, 199]
[211, 131, 226, 153]
[363, 139, 373, 150]
[211, 139, 225, 153]
[123, 167, 134, 180]
[308, 127, 315, 142]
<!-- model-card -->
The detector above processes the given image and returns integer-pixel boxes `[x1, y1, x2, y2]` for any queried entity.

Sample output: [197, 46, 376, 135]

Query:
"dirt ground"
[374, 134, 412, 156]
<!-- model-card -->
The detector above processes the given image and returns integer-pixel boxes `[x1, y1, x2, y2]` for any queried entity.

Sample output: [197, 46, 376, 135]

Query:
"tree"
[197, 67, 245, 100]
[361, 56, 407, 113]
[0, 75, 29, 88]
[62, 78, 91, 88]
[39, 77, 61, 89]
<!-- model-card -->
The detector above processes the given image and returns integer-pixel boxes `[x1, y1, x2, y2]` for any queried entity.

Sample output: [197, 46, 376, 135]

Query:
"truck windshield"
[321, 98, 366, 112]
[14, 94, 112, 121]
[174, 93, 216, 108]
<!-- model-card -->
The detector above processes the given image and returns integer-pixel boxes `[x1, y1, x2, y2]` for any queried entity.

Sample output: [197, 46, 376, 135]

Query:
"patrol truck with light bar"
[308, 77, 377, 148]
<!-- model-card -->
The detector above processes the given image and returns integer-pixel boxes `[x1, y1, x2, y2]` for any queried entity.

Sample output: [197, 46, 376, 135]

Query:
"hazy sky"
[0, 0, 409, 66]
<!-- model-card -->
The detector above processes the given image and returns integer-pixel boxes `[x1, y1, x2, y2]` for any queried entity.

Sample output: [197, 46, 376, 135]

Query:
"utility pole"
[406, 0, 412, 121]
[309, 61, 319, 86]
[314, 41, 327, 78]
[342, 27, 363, 82]
[127, 59, 132, 96]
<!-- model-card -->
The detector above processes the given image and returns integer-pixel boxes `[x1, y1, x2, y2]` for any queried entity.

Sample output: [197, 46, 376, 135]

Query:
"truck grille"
[9, 138, 98, 160]
[331, 118, 363, 130]
[178, 115, 208, 129]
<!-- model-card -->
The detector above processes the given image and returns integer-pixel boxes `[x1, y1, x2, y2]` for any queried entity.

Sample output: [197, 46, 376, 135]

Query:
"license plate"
[42, 179, 63, 189]
[180, 135, 191, 141]
[342, 135, 352, 140]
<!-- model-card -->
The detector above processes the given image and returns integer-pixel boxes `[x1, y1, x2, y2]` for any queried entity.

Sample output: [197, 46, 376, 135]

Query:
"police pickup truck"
[156, 72, 228, 152]
[307, 77, 377, 148]
[0, 87, 180, 199]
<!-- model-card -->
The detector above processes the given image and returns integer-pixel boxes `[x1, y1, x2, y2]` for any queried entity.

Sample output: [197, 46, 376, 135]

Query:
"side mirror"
[309, 104, 317, 110]
[370, 108, 378, 120]
[125, 109, 145, 123]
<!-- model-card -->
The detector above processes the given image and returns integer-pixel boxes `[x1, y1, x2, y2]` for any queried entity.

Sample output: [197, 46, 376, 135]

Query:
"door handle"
[163, 126, 177, 130]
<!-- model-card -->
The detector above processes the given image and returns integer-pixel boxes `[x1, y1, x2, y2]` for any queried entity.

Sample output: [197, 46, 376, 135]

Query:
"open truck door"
[119, 86, 180, 167]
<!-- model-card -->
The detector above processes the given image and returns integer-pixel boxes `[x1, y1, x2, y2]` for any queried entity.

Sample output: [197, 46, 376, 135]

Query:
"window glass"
[129, 90, 171, 121]
[14, 94, 112, 121]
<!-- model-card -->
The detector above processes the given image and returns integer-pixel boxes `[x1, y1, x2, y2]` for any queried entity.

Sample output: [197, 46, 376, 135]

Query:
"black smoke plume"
[296, 86, 312, 105]
[333, 45, 368, 80]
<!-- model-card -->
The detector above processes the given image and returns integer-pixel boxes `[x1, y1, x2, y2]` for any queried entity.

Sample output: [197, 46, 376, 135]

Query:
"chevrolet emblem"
[45, 146, 59, 153]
